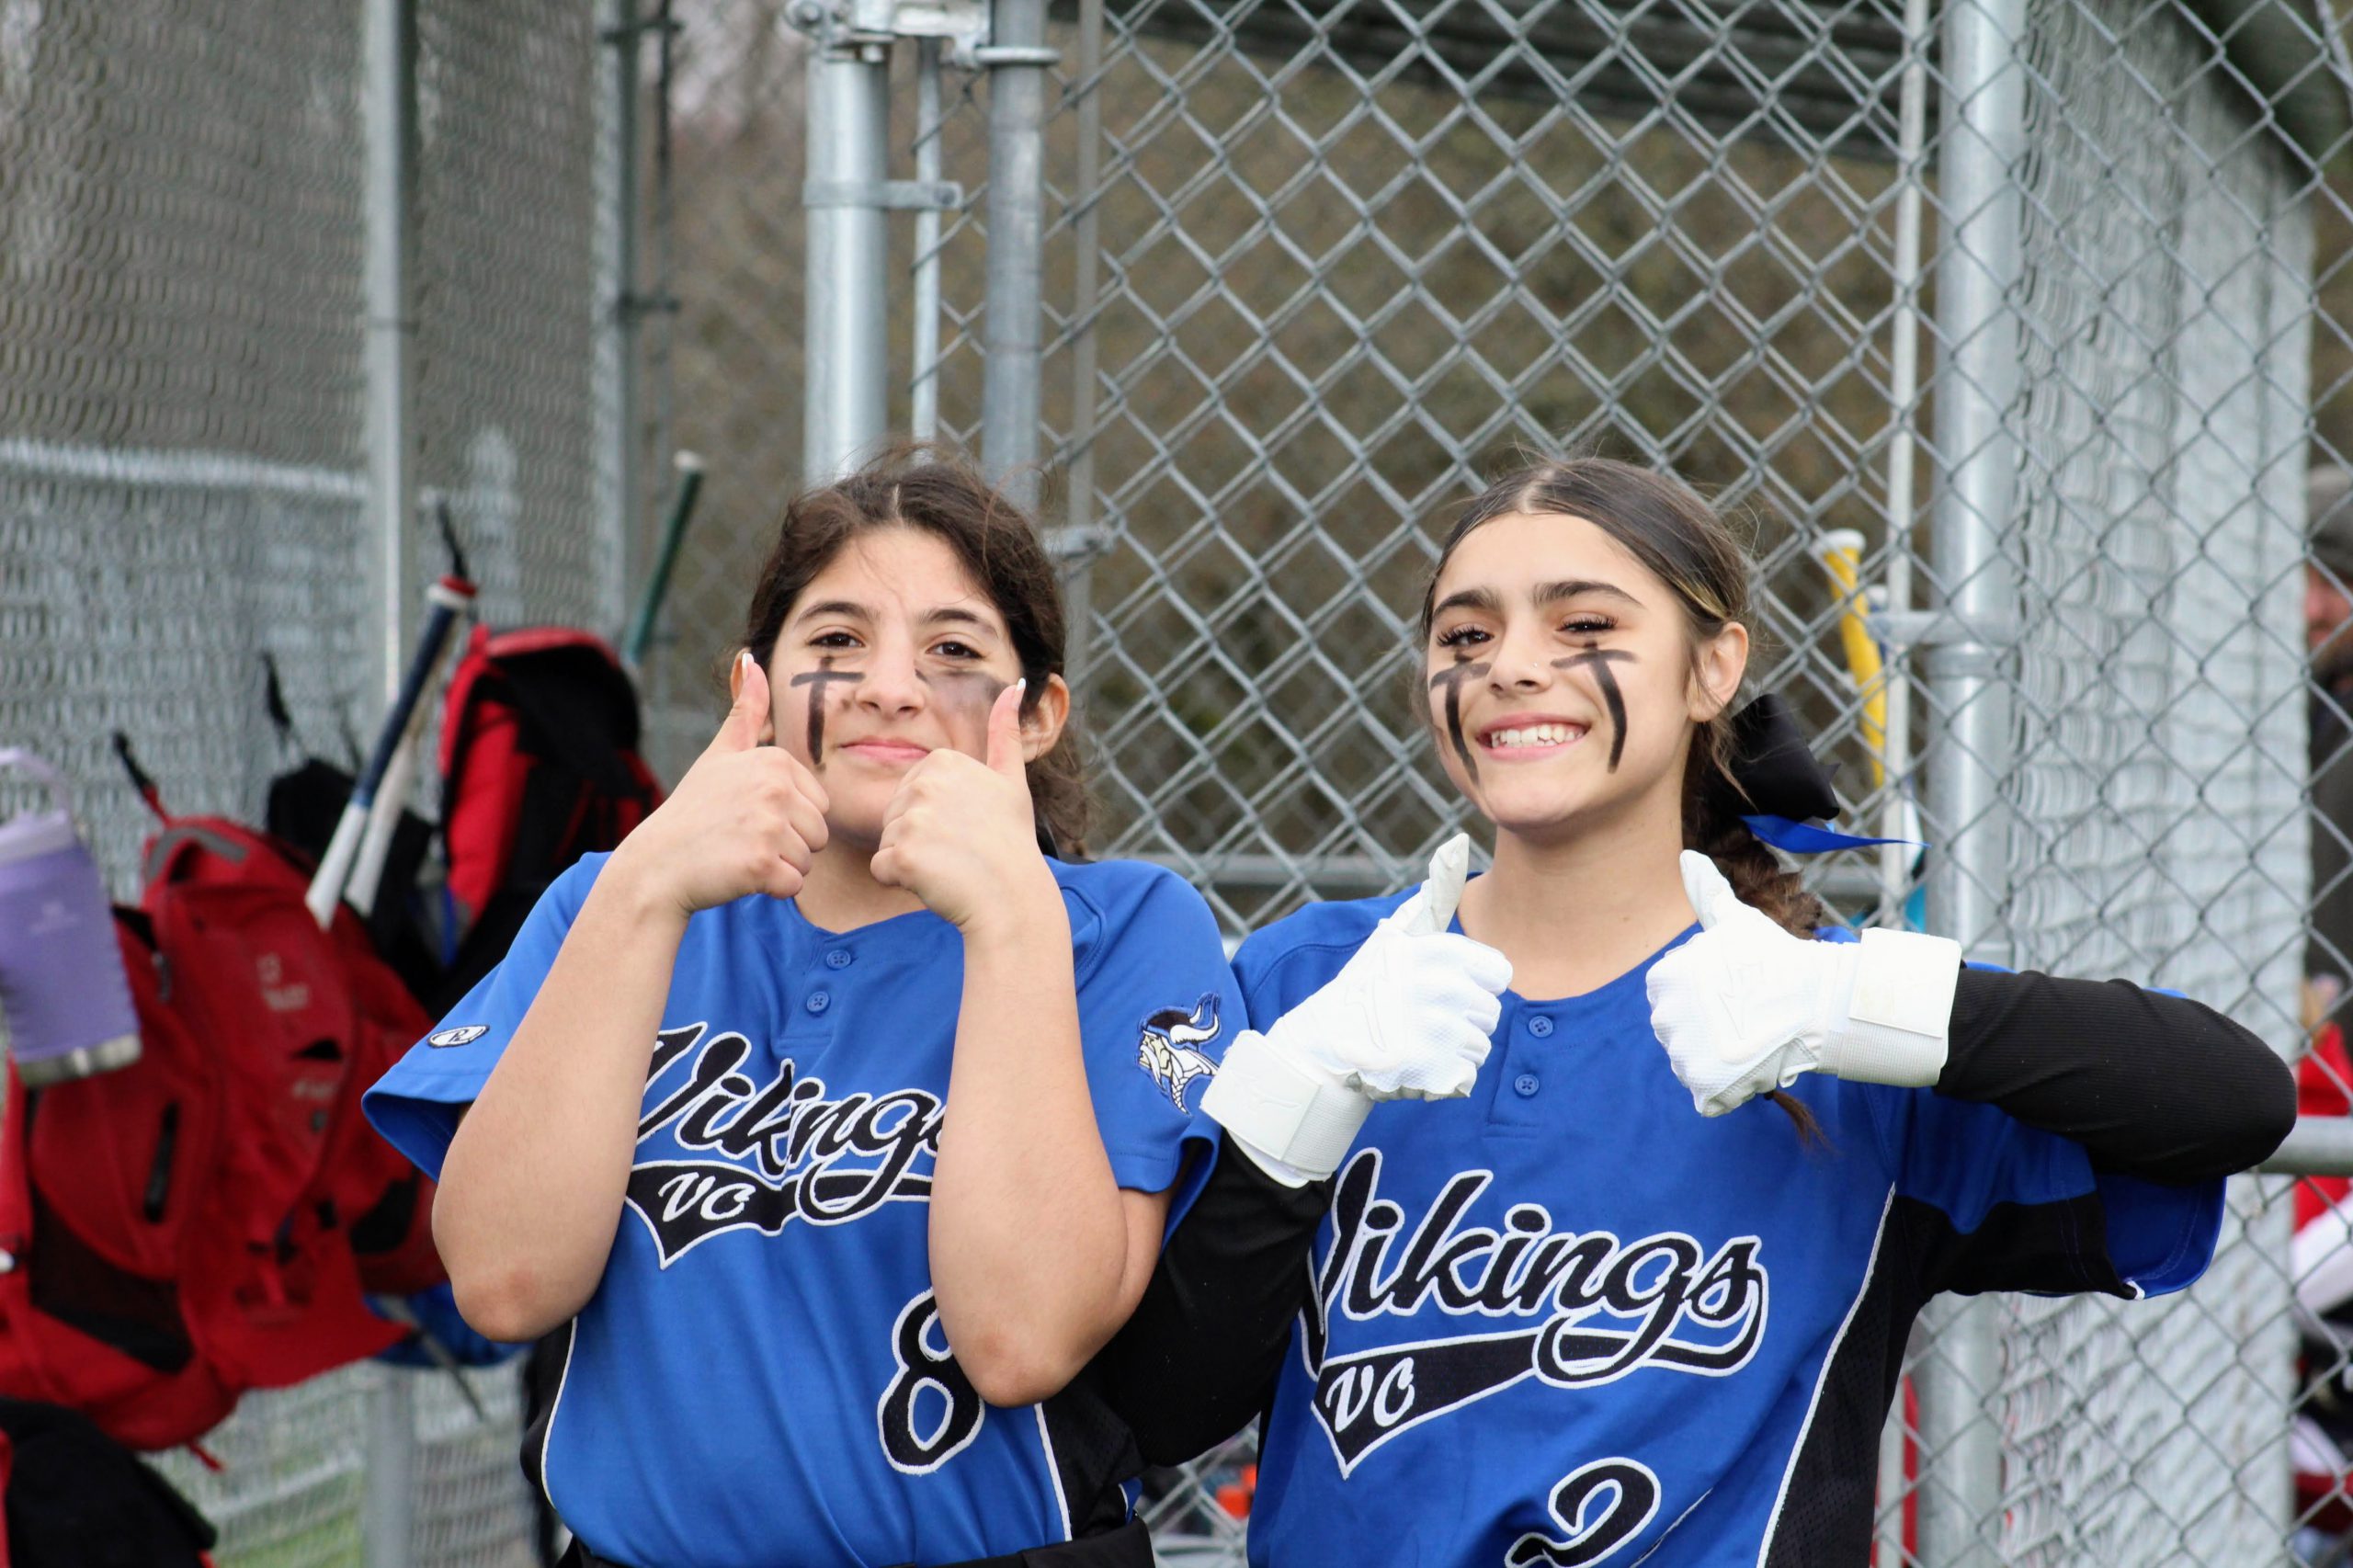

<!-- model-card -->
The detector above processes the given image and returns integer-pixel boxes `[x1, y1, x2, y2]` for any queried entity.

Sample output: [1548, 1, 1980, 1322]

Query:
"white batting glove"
[1203, 835, 1513, 1185]
[1646, 851, 1962, 1117]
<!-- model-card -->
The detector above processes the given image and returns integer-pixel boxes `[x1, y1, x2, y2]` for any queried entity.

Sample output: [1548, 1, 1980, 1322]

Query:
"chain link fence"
[0, 0, 606, 1562]
[4, 0, 2353, 1561]
[641, 0, 2353, 1561]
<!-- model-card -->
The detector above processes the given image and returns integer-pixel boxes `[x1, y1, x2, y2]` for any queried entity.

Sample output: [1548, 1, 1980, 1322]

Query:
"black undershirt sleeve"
[1087, 971, 2299, 1462]
[1082, 1141, 1330, 1467]
[1935, 967, 2296, 1184]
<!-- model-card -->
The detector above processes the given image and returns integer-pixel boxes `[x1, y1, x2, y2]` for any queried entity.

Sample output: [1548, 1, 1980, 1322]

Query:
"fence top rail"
[1074, 0, 2350, 168]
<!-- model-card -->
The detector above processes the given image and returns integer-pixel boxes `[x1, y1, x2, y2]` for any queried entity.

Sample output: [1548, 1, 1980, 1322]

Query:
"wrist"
[590, 848, 695, 936]
[1818, 929, 1961, 1086]
[954, 866, 1069, 949]
[1199, 1029, 1371, 1184]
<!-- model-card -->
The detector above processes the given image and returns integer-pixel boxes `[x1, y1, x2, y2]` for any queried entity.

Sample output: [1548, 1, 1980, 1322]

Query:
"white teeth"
[1489, 724, 1577, 749]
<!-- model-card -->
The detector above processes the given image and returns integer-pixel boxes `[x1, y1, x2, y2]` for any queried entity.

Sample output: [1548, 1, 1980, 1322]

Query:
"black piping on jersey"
[521, 1313, 1143, 1552]
[1756, 1185, 2131, 1567]
[1033, 1376, 1150, 1540]
[521, 1318, 581, 1530]
[1033, 1406, 1075, 1543]
[1756, 1185, 1893, 1565]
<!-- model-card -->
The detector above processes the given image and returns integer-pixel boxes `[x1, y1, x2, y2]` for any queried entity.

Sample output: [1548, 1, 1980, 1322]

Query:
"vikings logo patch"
[1137, 993, 1222, 1109]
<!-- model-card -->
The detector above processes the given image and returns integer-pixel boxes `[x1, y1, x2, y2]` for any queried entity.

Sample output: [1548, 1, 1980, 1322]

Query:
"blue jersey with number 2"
[1233, 892, 2222, 1568]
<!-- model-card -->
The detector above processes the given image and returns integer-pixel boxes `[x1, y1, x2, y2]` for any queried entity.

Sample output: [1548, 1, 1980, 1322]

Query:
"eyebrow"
[1428, 585, 1504, 620]
[1534, 578, 1644, 610]
[790, 599, 997, 631]
[792, 598, 870, 625]
[923, 607, 993, 631]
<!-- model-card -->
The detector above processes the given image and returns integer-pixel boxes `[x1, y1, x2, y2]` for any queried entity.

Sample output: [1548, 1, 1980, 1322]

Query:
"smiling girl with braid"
[1085, 455, 2296, 1567]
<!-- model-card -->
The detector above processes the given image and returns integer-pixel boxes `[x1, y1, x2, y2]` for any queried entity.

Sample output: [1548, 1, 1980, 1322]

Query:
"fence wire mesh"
[0, 0, 605, 1562]
[639, 0, 2353, 1560]
[2, 0, 2351, 1561]
[1948, 2, 2316, 1560]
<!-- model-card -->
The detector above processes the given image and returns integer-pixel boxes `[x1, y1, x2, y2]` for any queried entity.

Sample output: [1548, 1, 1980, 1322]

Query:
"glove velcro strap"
[1824, 928, 1963, 1088]
[1199, 1030, 1372, 1181]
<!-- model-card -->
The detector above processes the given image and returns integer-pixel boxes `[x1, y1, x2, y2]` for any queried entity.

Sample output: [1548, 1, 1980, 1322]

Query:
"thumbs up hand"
[870, 680, 1053, 930]
[1201, 834, 1511, 1187]
[1281, 832, 1511, 1102]
[1645, 851, 1961, 1117]
[607, 651, 833, 917]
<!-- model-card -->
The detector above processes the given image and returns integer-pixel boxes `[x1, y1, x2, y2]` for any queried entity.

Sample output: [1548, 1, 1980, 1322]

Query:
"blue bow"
[1719, 695, 1922, 856]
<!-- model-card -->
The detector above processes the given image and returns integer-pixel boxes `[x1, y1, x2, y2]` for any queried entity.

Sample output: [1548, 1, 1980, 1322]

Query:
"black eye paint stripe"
[789, 656, 864, 762]
[915, 668, 1009, 704]
[1428, 658, 1492, 781]
[1552, 650, 1634, 771]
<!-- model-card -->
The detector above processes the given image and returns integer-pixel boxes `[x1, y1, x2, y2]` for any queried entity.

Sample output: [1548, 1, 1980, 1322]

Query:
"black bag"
[0, 1398, 214, 1567]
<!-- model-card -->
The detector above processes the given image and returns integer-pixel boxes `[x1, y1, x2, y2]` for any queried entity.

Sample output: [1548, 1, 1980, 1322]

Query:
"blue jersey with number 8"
[366, 852, 1239, 1568]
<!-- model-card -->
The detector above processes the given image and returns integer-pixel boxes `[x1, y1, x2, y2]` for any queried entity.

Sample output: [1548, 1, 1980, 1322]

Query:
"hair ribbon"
[1720, 693, 1915, 854]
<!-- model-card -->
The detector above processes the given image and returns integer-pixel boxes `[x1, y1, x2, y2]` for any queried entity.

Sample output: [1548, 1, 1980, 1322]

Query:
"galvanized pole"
[1874, 3, 1934, 1547]
[363, 0, 418, 712]
[1056, 0, 1108, 687]
[1915, 0, 2028, 1561]
[801, 21, 892, 481]
[979, 0, 1052, 508]
[911, 38, 946, 441]
[1874, 0, 1932, 929]
[601, 0, 645, 633]
[361, 6, 419, 1560]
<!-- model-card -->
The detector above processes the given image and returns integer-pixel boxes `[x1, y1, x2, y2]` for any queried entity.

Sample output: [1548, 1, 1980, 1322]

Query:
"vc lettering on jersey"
[621, 1022, 943, 1266]
[1302, 1150, 1768, 1473]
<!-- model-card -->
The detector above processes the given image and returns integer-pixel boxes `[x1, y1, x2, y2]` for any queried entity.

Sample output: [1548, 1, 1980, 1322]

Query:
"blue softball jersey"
[364, 852, 1239, 1568]
[1233, 891, 2224, 1568]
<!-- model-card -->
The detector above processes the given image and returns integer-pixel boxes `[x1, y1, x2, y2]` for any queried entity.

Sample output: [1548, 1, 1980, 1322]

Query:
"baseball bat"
[307, 573, 478, 928]
[621, 450, 708, 676]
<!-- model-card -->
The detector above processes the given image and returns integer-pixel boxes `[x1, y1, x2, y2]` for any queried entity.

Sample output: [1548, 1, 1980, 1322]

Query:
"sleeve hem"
[2099, 1171, 2224, 1299]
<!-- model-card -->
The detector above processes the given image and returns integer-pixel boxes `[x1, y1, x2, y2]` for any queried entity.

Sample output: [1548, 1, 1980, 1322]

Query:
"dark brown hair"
[1420, 455, 1825, 1135]
[738, 445, 1089, 852]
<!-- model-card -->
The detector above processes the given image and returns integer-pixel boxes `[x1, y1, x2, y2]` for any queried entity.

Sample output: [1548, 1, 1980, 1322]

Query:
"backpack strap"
[139, 825, 249, 888]
[109, 733, 167, 824]
[260, 653, 300, 754]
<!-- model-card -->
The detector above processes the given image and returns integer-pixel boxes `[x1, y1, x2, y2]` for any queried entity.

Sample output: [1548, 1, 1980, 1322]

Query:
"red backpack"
[0, 808, 428, 1450]
[435, 626, 661, 1008]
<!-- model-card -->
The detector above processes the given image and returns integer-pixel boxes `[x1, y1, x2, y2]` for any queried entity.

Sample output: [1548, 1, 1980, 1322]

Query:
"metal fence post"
[801, 21, 892, 482]
[362, 1367, 417, 1568]
[601, 0, 646, 634]
[1060, 0, 1107, 689]
[362, 6, 418, 1558]
[364, 0, 417, 711]
[1915, 0, 2028, 1561]
[979, 0, 1051, 508]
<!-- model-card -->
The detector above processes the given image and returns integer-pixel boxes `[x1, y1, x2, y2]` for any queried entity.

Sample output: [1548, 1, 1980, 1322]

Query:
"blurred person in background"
[2311, 462, 2353, 1006]
[2291, 461, 2353, 1562]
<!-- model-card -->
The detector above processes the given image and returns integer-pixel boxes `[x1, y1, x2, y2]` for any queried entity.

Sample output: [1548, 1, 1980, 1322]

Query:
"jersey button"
[1527, 1015, 1554, 1038]
[824, 949, 853, 970]
[1514, 1073, 1540, 1097]
[806, 991, 832, 1015]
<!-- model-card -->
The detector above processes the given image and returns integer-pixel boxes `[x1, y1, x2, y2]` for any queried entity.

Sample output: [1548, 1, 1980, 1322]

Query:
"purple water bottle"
[0, 750, 141, 1085]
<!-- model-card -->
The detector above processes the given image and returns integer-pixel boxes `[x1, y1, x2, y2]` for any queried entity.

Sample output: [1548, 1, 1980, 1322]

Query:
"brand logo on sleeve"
[622, 1022, 942, 1266]
[1302, 1150, 1768, 1475]
[1137, 992, 1222, 1109]
[426, 1025, 489, 1048]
